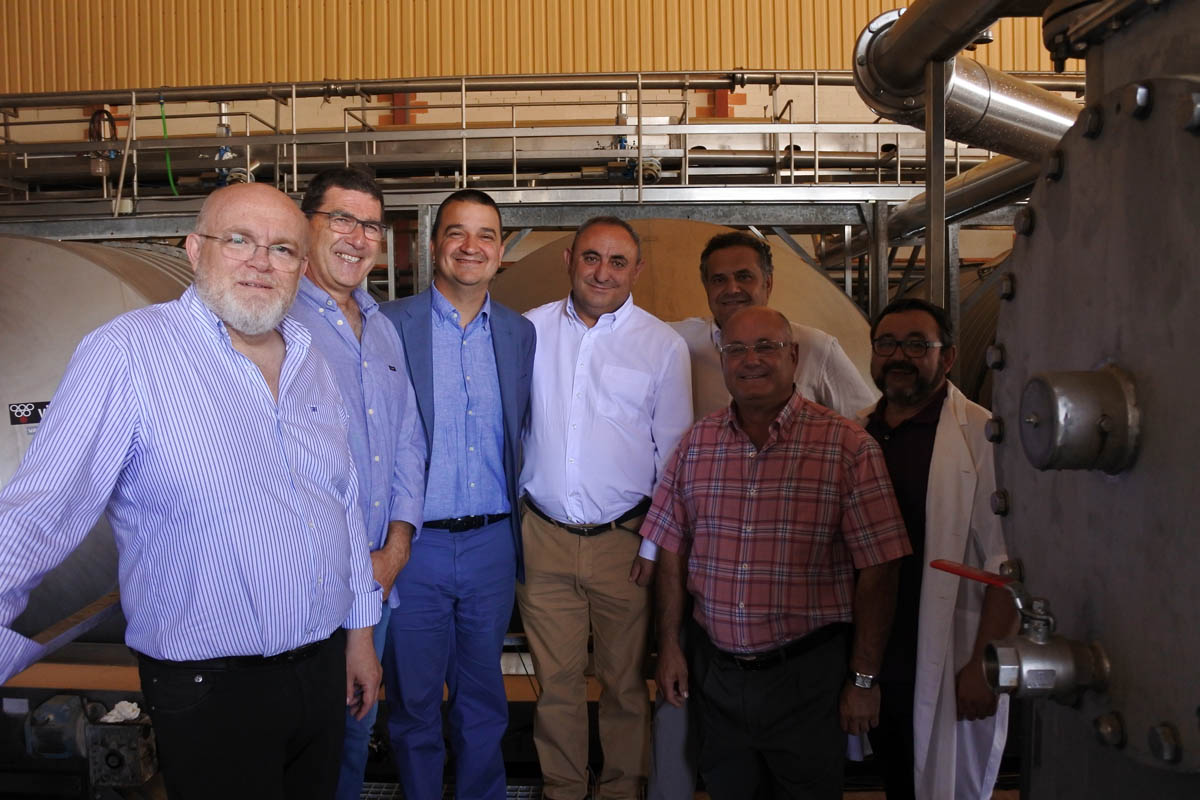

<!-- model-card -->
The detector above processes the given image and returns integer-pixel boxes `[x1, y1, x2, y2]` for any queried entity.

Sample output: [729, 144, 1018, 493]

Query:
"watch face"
[853, 673, 875, 689]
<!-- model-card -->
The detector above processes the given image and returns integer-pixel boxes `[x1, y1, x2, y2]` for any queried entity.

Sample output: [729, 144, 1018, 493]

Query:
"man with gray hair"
[0, 182, 381, 799]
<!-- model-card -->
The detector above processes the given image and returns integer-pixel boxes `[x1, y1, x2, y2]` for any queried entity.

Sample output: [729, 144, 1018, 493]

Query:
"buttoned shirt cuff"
[0, 629, 45, 685]
[343, 585, 384, 630]
[637, 538, 659, 561]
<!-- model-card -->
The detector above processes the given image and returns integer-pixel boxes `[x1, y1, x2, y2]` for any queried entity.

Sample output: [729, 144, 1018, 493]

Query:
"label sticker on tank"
[8, 402, 50, 425]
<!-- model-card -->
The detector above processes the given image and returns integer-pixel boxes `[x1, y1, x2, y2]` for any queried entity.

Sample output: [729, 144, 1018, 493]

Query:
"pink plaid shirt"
[642, 390, 910, 654]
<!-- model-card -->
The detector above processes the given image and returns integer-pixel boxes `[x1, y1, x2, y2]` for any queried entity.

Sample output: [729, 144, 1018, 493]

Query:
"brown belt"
[525, 497, 651, 537]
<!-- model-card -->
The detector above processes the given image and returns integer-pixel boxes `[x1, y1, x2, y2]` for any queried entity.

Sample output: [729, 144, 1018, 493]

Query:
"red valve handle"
[929, 559, 1015, 589]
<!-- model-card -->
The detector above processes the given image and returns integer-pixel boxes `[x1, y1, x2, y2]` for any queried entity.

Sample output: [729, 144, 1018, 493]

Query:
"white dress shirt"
[520, 294, 692, 529]
[671, 317, 879, 419]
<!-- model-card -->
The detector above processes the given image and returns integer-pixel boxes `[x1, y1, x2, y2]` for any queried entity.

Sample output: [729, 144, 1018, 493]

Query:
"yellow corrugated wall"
[1, 0, 1077, 94]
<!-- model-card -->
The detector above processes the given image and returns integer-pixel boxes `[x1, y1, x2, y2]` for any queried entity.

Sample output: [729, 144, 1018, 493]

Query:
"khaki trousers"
[516, 506, 651, 800]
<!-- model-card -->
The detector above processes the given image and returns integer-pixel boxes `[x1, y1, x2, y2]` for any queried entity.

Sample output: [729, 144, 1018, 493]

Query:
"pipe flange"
[853, 9, 926, 126]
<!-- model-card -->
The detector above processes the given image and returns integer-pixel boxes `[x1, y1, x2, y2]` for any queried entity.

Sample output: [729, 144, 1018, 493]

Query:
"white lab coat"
[860, 382, 1009, 800]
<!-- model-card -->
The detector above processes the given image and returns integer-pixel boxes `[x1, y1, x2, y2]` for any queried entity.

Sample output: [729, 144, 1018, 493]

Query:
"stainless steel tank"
[1, 236, 190, 642]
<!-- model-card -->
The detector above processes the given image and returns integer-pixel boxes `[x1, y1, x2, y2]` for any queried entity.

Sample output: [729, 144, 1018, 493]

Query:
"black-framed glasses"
[308, 210, 386, 241]
[871, 336, 945, 358]
[719, 340, 790, 359]
[194, 233, 304, 271]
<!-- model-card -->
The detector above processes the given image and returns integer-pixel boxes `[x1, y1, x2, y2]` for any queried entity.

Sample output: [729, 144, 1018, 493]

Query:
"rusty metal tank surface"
[0, 236, 190, 642]
[989, 23, 1200, 795]
[489, 218, 875, 385]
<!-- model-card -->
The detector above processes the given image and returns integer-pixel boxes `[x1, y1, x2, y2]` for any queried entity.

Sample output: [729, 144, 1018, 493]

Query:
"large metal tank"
[1, 236, 191, 643]
[490, 219, 875, 384]
[988, 1, 1200, 794]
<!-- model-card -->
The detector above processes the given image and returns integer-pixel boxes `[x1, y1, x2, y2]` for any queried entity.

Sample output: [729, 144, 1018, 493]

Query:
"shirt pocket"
[596, 364, 652, 426]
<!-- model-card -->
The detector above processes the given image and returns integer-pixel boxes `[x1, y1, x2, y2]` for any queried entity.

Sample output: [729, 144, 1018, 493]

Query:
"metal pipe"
[872, 0, 1013, 90]
[0, 70, 1081, 111]
[855, 9, 1080, 162]
[821, 154, 1040, 265]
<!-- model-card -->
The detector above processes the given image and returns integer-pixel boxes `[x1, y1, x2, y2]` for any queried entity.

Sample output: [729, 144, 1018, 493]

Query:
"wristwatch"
[850, 671, 876, 689]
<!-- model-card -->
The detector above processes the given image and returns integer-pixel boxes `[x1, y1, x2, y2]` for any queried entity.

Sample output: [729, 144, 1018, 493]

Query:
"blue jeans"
[334, 603, 391, 800]
[384, 521, 516, 800]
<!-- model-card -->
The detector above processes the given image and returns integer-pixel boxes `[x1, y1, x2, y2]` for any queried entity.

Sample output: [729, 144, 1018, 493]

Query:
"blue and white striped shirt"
[0, 286, 380, 679]
[290, 277, 425, 548]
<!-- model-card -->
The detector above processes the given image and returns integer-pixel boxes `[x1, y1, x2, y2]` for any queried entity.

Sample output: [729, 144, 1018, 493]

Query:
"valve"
[930, 559, 1109, 702]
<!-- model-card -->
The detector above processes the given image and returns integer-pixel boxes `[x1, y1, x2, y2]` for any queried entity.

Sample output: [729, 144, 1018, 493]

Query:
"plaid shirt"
[642, 390, 910, 654]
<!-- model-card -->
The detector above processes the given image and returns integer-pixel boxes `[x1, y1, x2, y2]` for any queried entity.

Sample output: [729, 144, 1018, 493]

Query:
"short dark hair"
[699, 231, 774, 281]
[300, 166, 384, 214]
[870, 297, 955, 347]
[432, 189, 502, 239]
[570, 216, 641, 262]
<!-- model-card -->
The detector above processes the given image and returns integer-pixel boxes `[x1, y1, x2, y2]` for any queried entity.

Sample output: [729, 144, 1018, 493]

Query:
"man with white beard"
[0, 183, 381, 800]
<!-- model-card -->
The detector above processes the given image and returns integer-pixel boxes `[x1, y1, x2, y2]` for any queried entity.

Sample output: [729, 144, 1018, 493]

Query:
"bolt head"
[1123, 84, 1153, 120]
[990, 489, 1010, 516]
[1148, 723, 1182, 763]
[1000, 272, 1016, 300]
[1014, 206, 1035, 235]
[992, 646, 1021, 690]
[1094, 712, 1126, 748]
[1045, 150, 1064, 182]
[1181, 92, 1200, 135]
[985, 344, 1006, 370]
[985, 417, 1005, 443]
[1082, 106, 1104, 139]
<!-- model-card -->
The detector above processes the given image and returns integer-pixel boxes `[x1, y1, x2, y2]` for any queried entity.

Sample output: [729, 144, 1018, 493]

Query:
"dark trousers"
[690, 622, 849, 800]
[868, 679, 916, 800]
[137, 630, 346, 800]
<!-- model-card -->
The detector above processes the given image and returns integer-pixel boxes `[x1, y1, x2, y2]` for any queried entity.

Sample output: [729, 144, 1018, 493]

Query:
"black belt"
[713, 623, 850, 672]
[525, 497, 651, 537]
[424, 512, 510, 532]
[136, 632, 336, 671]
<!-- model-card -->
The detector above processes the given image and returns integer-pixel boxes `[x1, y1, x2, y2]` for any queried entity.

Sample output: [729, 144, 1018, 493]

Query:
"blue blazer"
[380, 289, 536, 582]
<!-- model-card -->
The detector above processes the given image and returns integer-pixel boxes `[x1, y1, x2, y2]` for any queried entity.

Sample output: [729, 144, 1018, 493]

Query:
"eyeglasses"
[871, 336, 945, 358]
[194, 233, 304, 271]
[718, 340, 790, 359]
[308, 210, 386, 241]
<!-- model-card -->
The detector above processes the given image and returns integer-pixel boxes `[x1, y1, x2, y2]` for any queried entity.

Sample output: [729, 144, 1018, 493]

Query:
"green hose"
[159, 100, 179, 196]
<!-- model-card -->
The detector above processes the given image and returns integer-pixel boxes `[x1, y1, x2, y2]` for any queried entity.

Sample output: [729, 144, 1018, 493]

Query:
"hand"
[345, 627, 382, 721]
[655, 640, 689, 708]
[839, 683, 880, 735]
[956, 657, 999, 720]
[629, 555, 656, 587]
[370, 547, 408, 597]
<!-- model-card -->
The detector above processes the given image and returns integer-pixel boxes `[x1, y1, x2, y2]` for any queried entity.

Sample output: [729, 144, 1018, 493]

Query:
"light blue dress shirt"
[290, 277, 425, 549]
[422, 286, 508, 520]
[0, 286, 380, 681]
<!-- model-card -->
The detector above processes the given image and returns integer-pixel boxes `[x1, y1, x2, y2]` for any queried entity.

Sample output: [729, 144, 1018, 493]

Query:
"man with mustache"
[862, 298, 1014, 799]
[0, 182, 381, 799]
[645, 305, 909, 799]
[519, 216, 692, 800]
[290, 167, 427, 800]
[649, 230, 878, 800]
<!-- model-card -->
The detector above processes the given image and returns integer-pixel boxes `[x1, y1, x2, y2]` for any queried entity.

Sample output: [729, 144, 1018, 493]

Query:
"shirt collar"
[182, 283, 311, 352]
[565, 291, 635, 330]
[296, 276, 378, 318]
[431, 283, 491, 330]
[724, 388, 805, 442]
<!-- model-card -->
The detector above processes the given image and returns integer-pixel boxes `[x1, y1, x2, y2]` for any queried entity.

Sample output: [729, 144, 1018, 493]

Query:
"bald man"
[0, 183, 381, 799]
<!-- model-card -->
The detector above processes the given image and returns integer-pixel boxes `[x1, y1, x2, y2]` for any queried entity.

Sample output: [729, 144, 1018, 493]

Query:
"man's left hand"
[956, 657, 999, 720]
[628, 555, 656, 587]
[839, 683, 881, 735]
[345, 627, 382, 721]
[371, 522, 413, 596]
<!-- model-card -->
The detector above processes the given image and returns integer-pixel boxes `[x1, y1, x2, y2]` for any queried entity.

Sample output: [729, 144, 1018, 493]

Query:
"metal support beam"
[503, 228, 533, 258]
[416, 204, 434, 293]
[925, 60, 951, 309]
[869, 201, 890, 319]
[947, 221, 962, 384]
[385, 225, 396, 301]
[770, 227, 821, 270]
[843, 225, 853, 298]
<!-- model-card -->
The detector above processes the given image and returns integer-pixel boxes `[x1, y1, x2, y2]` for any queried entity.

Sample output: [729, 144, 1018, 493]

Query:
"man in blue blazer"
[379, 189, 535, 800]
